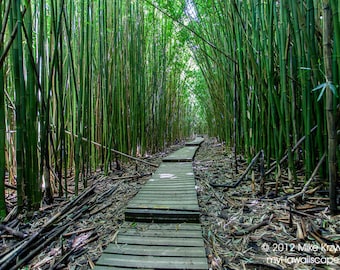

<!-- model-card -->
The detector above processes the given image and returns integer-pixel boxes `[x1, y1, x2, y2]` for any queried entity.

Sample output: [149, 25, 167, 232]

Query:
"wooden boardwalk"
[162, 146, 200, 162]
[95, 223, 207, 269]
[185, 137, 204, 146]
[125, 162, 200, 222]
[95, 137, 208, 270]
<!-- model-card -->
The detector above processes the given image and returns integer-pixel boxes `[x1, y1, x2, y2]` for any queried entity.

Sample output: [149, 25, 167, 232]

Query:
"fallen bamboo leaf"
[296, 221, 305, 240]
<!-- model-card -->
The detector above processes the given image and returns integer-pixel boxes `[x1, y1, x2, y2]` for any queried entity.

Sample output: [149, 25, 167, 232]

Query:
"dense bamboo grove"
[0, 0, 205, 215]
[0, 0, 339, 216]
[183, 0, 339, 210]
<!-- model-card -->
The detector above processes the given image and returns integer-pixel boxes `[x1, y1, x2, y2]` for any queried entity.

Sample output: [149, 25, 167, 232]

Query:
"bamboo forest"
[0, 0, 339, 269]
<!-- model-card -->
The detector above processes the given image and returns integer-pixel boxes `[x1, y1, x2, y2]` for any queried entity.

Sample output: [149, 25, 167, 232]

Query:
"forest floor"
[1, 138, 340, 270]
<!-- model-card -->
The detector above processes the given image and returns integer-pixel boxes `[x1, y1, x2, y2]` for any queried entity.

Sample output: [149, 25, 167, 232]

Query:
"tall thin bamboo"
[11, 0, 26, 211]
[23, 1, 39, 208]
[323, 0, 338, 214]
[0, 1, 6, 217]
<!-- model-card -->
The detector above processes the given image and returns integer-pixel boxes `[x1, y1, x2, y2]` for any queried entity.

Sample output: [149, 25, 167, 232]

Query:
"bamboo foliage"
[2, 0, 337, 215]
[0, 0, 203, 214]
[188, 0, 338, 190]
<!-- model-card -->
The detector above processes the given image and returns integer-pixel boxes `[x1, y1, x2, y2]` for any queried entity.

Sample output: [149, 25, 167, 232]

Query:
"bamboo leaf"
[312, 82, 327, 92]
[312, 82, 338, 101]
[328, 83, 338, 97]
[316, 85, 327, 101]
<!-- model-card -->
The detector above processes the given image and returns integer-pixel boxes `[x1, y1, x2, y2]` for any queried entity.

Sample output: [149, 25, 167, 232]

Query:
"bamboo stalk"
[288, 153, 326, 201]
[0, 0, 6, 217]
[323, 0, 338, 214]
[64, 130, 158, 167]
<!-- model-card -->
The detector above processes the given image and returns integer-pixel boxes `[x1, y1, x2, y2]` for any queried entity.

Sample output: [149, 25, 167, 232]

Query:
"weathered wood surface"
[125, 162, 200, 222]
[162, 146, 199, 162]
[95, 223, 208, 270]
[185, 137, 205, 146]
[94, 140, 208, 269]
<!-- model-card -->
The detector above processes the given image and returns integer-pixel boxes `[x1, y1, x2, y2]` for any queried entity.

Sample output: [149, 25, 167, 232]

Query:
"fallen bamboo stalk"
[0, 224, 27, 239]
[232, 216, 271, 237]
[111, 173, 152, 181]
[265, 125, 318, 176]
[90, 201, 114, 215]
[0, 186, 95, 270]
[288, 153, 326, 202]
[3, 206, 17, 223]
[9, 224, 69, 270]
[64, 130, 158, 168]
[62, 227, 95, 238]
[210, 150, 262, 188]
[43, 185, 95, 228]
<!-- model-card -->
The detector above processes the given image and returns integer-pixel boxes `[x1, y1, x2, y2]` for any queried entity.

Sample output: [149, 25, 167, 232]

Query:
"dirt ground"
[1, 138, 339, 270]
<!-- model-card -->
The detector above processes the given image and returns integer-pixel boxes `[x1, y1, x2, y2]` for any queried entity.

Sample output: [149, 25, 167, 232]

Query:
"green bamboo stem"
[0, 1, 6, 218]
[323, 0, 338, 214]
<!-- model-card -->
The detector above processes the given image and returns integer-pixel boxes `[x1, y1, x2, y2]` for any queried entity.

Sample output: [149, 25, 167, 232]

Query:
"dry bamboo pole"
[288, 153, 326, 201]
[64, 130, 158, 168]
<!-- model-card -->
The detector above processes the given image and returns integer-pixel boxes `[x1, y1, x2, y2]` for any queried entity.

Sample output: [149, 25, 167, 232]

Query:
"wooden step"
[94, 222, 208, 270]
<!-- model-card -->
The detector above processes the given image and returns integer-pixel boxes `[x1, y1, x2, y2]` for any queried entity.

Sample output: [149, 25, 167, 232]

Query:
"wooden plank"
[136, 186, 196, 191]
[104, 244, 206, 257]
[127, 204, 199, 210]
[94, 266, 153, 270]
[128, 199, 198, 205]
[154, 161, 197, 170]
[122, 222, 203, 231]
[118, 229, 203, 238]
[137, 190, 197, 195]
[125, 209, 200, 223]
[143, 181, 195, 185]
[128, 198, 198, 204]
[147, 177, 195, 182]
[150, 175, 195, 179]
[162, 146, 199, 162]
[150, 173, 195, 178]
[145, 179, 195, 184]
[130, 194, 197, 199]
[133, 194, 197, 199]
[131, 195, 197, 202]
[139, 188, 195, 192]
[117, 235, 204, 246]
[143, 182, 195, 187]
[145, 178, 195, 182]
[185, 137, 204, 146]
[130, 200, 198, 205]
[135, 188, 197, 192]
[96, 254, 208, 269]
[125, 205, 199, 211]
[142, 182, 195, 186]
[146, 178, 194, 182]
[132, 197, 198, 201]
[162, 157, 193, 162]
[132, 196, 197, 201]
